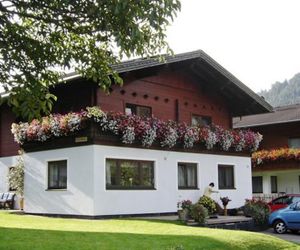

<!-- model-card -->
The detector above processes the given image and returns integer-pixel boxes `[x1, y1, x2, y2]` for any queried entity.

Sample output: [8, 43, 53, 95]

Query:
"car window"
[282, 196, 290, 204]
[287, 197, 294, 205]
[295, 202, 300, 210]
[273, 197, 284, 204]
[292, 197, 300, 203]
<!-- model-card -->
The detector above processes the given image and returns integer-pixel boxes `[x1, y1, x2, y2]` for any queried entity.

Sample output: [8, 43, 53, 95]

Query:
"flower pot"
[19, 197, 24, 211]
[178, 209, 190, 222]
[224, 206, 227, 216]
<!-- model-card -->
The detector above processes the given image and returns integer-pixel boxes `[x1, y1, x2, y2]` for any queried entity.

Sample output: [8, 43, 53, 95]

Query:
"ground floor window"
[218, 165, 234, 189]
[252, 176, 263, 193]
[271, 176, 278, 193]
[178, 163, 198, 189]
[48, 160, 67, 189]
[106, 159, 154, 189]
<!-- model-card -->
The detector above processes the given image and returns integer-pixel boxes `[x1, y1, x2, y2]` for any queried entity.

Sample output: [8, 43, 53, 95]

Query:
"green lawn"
[0, 211, 298, 250]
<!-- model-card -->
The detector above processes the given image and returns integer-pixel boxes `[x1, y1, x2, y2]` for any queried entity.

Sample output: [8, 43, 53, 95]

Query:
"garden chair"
[0, 192, 15, 209]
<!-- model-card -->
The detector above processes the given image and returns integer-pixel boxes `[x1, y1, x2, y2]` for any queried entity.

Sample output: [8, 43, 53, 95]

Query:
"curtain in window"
[106, 161, 112, 185]
[252, 176, 263, 193]
[224, 169, 233, 188]
[49, 165, 59, 188]
[271, 176, 277, 193]
[48, 160, 67, 189]
[59, 164, 67, 188]
[187, 166, 196, 187]
[178, 165, 185, 187]
[218, 165, 234, 189]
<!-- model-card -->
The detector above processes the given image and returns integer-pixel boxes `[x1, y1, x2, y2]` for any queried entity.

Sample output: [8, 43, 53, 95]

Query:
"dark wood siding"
[252, 122, 300, 150]
[0, 104, 19, 157]
[0, 67, 235, 157]
[97, 69, 231, 128]
[52, 80, 96, 114]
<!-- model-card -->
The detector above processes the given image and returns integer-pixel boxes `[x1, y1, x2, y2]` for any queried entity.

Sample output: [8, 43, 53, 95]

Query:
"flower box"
[13, 106, 262, 155]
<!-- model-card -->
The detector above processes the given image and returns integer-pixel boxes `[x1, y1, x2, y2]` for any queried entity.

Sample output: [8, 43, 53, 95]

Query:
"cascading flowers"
[252, 148, 300, 166]
[11, 106, 262, 153]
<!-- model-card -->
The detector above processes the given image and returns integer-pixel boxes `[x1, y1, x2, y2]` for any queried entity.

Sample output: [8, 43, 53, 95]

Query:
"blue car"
[269, 201, 300, 234]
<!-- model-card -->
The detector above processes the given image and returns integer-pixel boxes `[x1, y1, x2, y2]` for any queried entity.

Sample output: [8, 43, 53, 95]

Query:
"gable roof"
[65, 50, 272, 116]
[233, 103, 300, 128]
[2, 50, 272, 116]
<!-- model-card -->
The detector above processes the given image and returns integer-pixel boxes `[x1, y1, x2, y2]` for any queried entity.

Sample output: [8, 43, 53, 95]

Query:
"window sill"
[45, 188, 67, 191]
[106, 187, 156, 190]
[219, 187, 236, 190]
[178, 187, 199, 190]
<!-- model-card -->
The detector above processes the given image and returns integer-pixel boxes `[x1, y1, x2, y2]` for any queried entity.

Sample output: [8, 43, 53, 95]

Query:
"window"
[218, 165, 234, 189]
[271, 176, 277, 193]
[48, 160, 67, 189]
[191, 114, 211, 126]
[252, 176, 263, 193]
[125, 103, 152, 117]
[106, 159, 154, 189]
[178, 163, 197, 189]
[288, 138, 300, 148]
[273, 196, 289, 205]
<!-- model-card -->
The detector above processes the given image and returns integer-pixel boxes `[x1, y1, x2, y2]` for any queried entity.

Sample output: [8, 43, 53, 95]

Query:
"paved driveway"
[263, 228, 300, 244]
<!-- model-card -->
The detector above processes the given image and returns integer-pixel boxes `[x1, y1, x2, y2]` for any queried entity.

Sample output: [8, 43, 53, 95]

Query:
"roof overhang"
[1, 50, 273, 116]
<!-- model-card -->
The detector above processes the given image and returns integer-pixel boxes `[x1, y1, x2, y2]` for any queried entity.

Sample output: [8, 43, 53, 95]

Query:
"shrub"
[190, 203, 208, 224]
[243, 199, 270, 226]
[177, 200, 193, 221]
[7, 152, 24, 196]
[198, 196, 216, 215]
[177, 200, 193, 211]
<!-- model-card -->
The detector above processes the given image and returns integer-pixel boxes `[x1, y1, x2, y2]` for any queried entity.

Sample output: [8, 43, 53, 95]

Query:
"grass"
[0, 211, 298, 250]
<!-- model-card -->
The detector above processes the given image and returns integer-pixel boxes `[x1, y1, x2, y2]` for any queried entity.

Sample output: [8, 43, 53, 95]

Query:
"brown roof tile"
[233, 103, 300, 128]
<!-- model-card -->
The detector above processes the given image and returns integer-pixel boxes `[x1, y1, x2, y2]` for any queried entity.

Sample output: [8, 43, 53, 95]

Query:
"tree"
[0, 0, 181, 120]
[7, 151, 24, 197]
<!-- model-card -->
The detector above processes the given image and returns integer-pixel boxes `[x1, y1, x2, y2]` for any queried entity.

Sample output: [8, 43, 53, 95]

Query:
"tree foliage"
[0, 0, 181, 120]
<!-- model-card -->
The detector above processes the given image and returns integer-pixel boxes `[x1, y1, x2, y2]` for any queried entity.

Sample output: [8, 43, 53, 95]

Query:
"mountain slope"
[259, 73, 300, 107]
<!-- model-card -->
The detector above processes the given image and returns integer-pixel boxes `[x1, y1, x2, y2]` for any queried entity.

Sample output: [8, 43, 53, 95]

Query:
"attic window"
[125, 103, 152, 117]
[191, 114, 212, 126]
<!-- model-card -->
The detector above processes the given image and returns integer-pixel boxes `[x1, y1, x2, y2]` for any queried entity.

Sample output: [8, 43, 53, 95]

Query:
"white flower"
[219, 131, 234, 151]
[142, 127, 157, 147]
[161, 127, 178, 148]
[122, 126, 135, 144]
[205, 131, 217, 150]
[184, 128, 199, 148]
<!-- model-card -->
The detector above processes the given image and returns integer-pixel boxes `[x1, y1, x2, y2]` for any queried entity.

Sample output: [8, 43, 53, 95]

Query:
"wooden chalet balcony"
[22, 121, 249, 157]
[252, 148, 300, 171]
[252, 160, 300, 171]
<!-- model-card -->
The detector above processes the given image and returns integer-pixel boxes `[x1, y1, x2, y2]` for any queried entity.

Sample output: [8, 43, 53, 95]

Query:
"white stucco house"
[234, 104, 300, 201]
[0, 51, 272, 217]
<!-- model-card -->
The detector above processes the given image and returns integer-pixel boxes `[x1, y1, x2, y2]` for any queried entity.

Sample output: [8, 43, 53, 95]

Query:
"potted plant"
[177, 200, 193, 221]
[198, 196, 217, 217]
[220, 196, 231, 216]
[190, 203, 208, 225]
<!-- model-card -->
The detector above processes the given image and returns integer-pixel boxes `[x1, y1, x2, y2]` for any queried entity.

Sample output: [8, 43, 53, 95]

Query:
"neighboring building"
[0, 50, 271, 216]
[233, 104, 300, 200]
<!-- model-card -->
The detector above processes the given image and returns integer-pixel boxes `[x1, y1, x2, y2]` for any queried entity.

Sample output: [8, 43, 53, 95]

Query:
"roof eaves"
[199, 51, 273, 113]
[233, 118, 300, 128]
